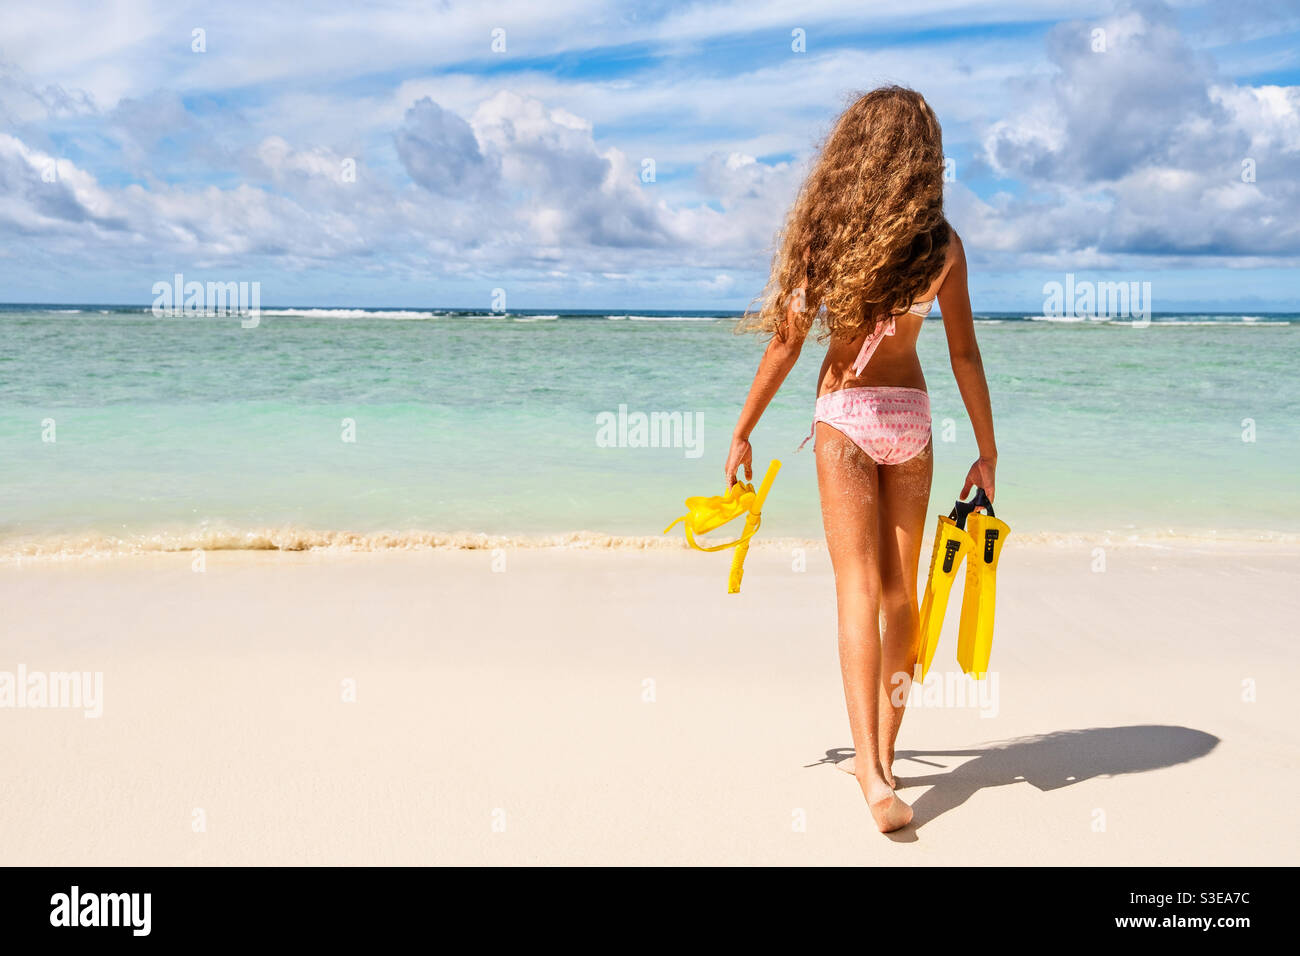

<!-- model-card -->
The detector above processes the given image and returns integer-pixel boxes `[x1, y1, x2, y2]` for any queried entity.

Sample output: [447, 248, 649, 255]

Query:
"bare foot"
[880, 749, 895, 784]
[838, 755, 899, 789]
[838, 755, 898, 789]
[858, 774, 913, 833]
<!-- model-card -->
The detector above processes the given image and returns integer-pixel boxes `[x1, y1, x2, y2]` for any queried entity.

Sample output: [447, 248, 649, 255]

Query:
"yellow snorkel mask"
[663, 459, 782, 594]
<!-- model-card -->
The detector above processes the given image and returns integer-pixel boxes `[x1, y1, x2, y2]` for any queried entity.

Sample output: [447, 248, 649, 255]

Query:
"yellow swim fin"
[915, 514, 973, 681]
[955, 489, 1010, 679]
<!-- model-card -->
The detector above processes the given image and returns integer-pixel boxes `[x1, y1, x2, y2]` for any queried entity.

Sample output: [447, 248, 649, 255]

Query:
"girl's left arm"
[936, 232, 999, 500]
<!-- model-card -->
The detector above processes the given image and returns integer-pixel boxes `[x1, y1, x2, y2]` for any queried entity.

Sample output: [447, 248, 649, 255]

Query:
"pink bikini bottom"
[799, 386, 932, 465]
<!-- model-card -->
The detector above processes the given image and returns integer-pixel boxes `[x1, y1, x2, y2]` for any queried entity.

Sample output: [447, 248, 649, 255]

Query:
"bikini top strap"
[850, 317, 896, 377]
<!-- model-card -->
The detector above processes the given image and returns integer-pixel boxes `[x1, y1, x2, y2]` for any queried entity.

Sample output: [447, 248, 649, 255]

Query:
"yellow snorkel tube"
[663, 459, 782, 593]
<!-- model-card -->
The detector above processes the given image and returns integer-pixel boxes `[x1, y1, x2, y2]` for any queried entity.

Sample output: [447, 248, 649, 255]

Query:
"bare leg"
[815, 422, 912, 832]
[875, 440, 933, 787]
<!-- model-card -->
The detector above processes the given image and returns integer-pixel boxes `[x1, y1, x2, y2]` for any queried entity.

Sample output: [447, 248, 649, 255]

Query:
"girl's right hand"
[725, 435, 753, 488]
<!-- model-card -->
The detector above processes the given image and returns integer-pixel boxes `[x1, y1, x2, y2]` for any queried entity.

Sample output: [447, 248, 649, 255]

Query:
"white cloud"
[395, 98, 499, 195]
[1, 0, 1298, 302]
[963, 2, 1300, 261]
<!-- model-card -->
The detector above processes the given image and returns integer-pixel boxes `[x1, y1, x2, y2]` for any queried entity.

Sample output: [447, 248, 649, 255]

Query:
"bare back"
[815, 241, 958, 397]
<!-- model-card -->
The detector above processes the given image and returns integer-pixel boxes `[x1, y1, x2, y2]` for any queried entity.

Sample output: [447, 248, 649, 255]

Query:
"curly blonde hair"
[741, 86, 950, 342]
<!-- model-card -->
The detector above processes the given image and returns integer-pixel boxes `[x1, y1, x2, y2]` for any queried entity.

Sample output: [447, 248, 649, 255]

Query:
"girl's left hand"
[961, 455, 996, 502]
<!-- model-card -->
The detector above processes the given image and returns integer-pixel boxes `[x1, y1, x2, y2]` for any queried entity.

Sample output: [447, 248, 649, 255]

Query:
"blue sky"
[1, 0, 1298, 310]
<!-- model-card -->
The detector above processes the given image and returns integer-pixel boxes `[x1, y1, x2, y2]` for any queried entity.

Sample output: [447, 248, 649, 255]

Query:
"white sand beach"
[2, 538, 1296, 865]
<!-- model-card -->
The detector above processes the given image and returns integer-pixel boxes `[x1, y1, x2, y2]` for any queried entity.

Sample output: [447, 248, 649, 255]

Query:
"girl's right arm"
[725, 294, 809, 487]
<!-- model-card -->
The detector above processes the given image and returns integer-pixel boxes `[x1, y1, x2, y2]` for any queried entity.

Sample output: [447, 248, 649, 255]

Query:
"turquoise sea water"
[1, 305, 1297, 553]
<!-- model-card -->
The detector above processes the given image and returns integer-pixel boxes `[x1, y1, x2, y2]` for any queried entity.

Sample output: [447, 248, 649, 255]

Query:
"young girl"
[727, 86, 999, 833]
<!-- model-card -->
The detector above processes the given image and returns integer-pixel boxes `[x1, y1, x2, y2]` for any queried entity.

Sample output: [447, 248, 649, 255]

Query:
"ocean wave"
[13, 308, 151, 317]
[259, 308, 440, 319]
[1006, 528, 1300, 550]
[621, 315, 724, 322]
[8, 307, 1291, 326]
[1025, 314, 1114, 323]
[1142, 318, 1292, 326]
[3, 526, 1297, 562]
[1022, 313, 1293, 326]
[0, 528, 767, 560]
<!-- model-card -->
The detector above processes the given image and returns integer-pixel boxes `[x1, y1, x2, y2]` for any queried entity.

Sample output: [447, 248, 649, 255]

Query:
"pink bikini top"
[850, 298, 935, 376]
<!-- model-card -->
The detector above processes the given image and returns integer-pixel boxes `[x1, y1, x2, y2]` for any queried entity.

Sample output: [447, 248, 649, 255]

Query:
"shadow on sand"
[807, 725, 1219, 841]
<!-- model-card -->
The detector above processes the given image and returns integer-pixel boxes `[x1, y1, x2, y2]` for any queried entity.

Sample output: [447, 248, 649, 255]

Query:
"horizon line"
[2, 302, 1298, 315]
